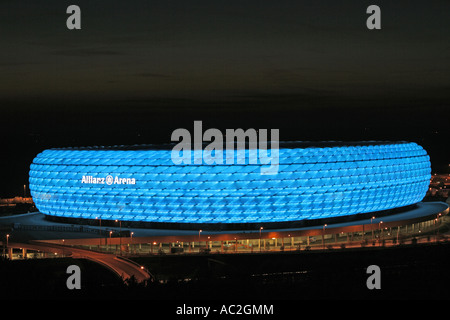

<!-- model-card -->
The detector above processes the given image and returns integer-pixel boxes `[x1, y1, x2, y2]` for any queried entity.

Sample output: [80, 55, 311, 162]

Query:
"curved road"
[5, 241, 153, 284]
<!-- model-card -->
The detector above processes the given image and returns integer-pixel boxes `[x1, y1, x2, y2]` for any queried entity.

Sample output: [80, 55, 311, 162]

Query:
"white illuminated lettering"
[81, 175, 136, 185]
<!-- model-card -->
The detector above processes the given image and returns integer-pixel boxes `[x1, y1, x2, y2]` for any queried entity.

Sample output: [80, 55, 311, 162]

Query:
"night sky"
[1, 0, 449, 197]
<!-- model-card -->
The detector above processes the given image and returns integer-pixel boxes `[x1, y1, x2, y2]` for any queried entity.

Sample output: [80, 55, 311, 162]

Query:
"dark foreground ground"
[1, 241, 450, 301]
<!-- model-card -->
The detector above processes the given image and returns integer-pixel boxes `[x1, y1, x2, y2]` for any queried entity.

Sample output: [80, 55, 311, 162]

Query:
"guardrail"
[11, 223, 112, 236]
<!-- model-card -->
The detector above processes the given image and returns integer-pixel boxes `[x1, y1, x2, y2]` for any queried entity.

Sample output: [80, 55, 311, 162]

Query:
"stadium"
[20, 140, 447, 250]
[28, 141, 438, 228]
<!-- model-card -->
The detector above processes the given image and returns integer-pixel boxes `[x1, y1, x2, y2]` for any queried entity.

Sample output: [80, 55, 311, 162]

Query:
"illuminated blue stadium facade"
[29, 141, 431, 229]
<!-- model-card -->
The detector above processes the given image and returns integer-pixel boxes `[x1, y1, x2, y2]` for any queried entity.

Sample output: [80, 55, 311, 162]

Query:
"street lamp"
[115, 219, 122, 255]
[378, 221, 383, 245]
[322, 224, 327, 249]
[434, 218, 438, 240]
[96, 216, 102, 247]
[5, 234, 10, 259]
[259, 227, 263, 252]
[371, 216, 375, 239]
[437, 213, 442, 240]
[130, 232, 134, 254]
[198, 229, 202, 252]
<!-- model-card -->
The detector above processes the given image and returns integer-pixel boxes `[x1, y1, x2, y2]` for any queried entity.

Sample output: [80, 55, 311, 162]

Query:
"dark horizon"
[1, 99, 447, 198]
[1, 0, 449, 197]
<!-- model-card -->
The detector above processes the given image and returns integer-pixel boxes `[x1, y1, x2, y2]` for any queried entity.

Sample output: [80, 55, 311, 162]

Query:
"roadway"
[3, 241, 153, 284]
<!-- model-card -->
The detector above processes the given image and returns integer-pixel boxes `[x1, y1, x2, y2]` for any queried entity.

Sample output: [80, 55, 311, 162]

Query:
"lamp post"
[198, 229, 202, 252]
[378, 221, 383, 245]
[115, 219, 122, 255]
[371, 216, 375, 239]
[259, 227, 263, 252]
[322, 224, 327, 249]
[4, 234, 9, 259]
[96, 217, 102, 247]
[436, 213, 442, 241]
[130, 232, 134, 254]
[434, 218, 438, 241]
